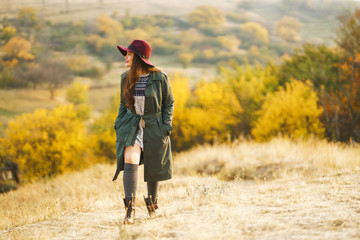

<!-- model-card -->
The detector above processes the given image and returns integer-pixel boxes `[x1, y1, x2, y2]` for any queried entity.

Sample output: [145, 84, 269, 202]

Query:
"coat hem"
[144, 175, 172, 182]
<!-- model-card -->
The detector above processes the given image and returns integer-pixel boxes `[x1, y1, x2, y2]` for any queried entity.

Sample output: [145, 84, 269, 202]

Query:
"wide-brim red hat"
[117, 39, 154, 67]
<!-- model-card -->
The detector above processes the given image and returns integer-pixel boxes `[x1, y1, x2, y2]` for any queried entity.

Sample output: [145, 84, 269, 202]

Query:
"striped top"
[134, 74, 150, 97]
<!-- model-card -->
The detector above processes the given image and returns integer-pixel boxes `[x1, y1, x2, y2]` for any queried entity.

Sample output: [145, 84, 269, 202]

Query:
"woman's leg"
[122, 144, 141, 223]
[145, 181, 159, 217]
[147, 181, 159, 203]
[123, 144, 141, 199]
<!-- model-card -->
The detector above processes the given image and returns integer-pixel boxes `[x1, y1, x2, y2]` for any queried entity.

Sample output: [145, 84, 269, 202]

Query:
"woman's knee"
[124, 145, 141, 164]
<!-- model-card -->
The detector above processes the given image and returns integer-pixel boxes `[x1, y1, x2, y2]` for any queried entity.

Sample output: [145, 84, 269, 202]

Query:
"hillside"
[1, 138, 360, 239]
[1, 0, 357, 44]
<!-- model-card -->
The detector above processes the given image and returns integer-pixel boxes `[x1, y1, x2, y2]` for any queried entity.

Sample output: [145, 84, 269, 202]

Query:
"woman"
[113, 39, 174, 224]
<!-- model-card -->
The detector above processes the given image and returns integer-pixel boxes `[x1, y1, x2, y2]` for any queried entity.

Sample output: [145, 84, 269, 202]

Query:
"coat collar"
[147, 71, 162, 85]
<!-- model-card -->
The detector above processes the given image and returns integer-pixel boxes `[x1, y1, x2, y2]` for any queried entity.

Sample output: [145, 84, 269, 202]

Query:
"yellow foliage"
[171, 72, 243, 149]
[276, 16, 302, 42]
[192, 79, 243, 142]
[3, 58, 19, 67]
[241, 22, 269, 42]
[1, 26, 16, 41]
[188, 5, 225, 27]
[202, 48, 215, 58]
[0, 104, 91, 181]
[123, 28, 151, 44]
[177, 53, 194, 68]
[87, 34, 113, 53]
[151, 37, 166, 47]
[171, 62, 280, 149]
[89, 92, 120, 162]
[96, 14, 123, 41]
[252, 79, 325, 141]
[248, 45, 260, 56]
[170, 74, 192, 149]
[66, 82, 89, 105]
[281, 53, 292, 62]
[217, 35, 241, 51]
[218, 61, 279, 134]
[178, 28, 203, 47]
[67, 55, 90, 72]
[3, 36, 34, 62]
[18, 7, 38, 27]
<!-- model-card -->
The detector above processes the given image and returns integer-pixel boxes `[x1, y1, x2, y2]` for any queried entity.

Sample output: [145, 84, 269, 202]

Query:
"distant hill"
[1, 0, 358, 46]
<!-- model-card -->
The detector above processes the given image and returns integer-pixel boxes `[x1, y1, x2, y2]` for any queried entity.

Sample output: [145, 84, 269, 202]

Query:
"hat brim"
[117, 45, 155, 67]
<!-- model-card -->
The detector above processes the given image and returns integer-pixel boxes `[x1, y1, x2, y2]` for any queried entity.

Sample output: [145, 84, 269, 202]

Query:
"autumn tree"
[2, 36, 35, 66]
[66, 82, 88, 105]
[276, 16, 302, 42]
[335, 54, 360, 141]
[191, 79, 243, 143]
[41, 59, 73, 99]
[85, 14, 124, 71]
[279, 43, 341, 140]
[219, 61, 279, 135]
[281, 42, 360, 142]
[66, 82, 92, 120]
[241, 22, 269, 42]
[177, 53, 194, 68]
[252, 80, 325, 141]
[18, 7, 38, 28]
[334, 8, 360, 140]
[178, 28, 203, 48]
[0, 104, 91, 181]
[66, 54, 102, 77]
[13, 62, 44, 89]
[0, 26, 16, 42]
[169, 74, 192, 150]
[188, 6, 225, 27]
[336, 8, 360, 58]
[217, 35, 241, 51]
[96, 14, 123, 41]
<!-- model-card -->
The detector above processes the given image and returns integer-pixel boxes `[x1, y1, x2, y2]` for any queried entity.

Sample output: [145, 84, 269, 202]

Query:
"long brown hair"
[123, 53, 160, 110]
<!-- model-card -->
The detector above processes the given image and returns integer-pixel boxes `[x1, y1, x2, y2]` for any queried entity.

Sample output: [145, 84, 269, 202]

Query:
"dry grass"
[1, 138, 360, 239]
[175, 137, 360, 181]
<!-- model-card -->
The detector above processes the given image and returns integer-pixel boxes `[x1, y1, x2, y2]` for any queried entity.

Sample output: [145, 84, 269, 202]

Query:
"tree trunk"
[319, 95, 333, 140]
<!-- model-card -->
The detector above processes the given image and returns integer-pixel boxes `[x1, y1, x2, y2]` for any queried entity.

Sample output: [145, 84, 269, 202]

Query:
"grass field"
[1, 138, 359, 239]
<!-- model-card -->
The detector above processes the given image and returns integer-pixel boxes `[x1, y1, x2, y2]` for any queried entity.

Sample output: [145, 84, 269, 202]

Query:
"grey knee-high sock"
[123, 163, 138, 200]
[147, 181, 159, 203]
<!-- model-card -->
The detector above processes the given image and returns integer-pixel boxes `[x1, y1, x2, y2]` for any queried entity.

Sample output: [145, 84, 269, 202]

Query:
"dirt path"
[1, 175, 360, 240]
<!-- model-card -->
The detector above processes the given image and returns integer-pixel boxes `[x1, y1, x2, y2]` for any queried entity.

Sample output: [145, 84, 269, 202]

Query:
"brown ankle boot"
[123, 197, 135, 224]
[144, 196, 158, 217]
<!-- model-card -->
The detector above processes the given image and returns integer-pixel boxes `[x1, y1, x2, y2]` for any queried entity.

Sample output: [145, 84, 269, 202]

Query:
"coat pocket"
[157, 118, 171, 137]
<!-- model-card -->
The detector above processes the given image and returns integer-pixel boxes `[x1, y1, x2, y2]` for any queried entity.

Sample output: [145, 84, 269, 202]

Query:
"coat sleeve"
[114, 74, 127, 129]
[161, 72, 175, 135]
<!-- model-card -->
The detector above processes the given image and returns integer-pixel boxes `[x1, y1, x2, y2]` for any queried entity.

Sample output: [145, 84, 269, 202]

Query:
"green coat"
[112, 71, 175, 182]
